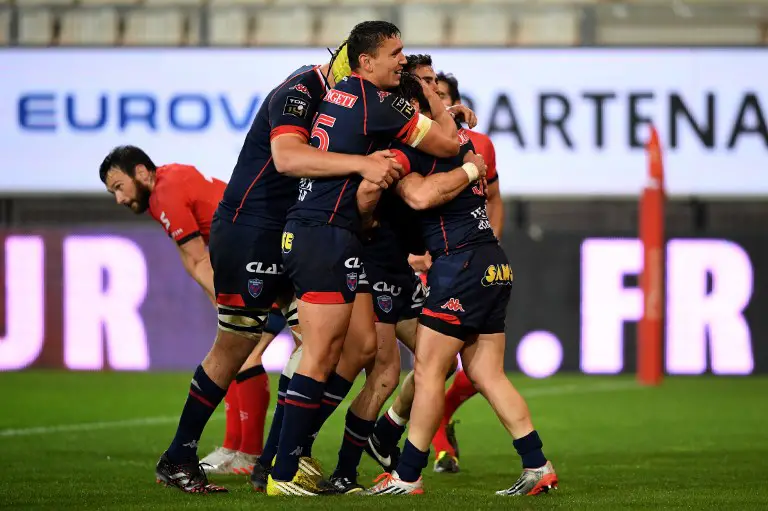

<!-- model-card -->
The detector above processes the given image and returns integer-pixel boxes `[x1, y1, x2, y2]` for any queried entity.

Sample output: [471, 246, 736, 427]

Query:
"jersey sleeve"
[484, 137, 498, 184]
[267, 78, 317, 143]
[388, 141, 426, 176]
[150, 185, 201, 246]
[367, 92, 421, 144]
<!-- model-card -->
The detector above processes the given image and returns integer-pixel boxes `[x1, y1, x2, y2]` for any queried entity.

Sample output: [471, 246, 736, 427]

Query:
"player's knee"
[466, 366, 504, 397]
[217, 306, 269, 342]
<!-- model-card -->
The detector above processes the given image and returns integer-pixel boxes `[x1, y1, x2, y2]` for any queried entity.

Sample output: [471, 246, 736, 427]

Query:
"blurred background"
[0, 0, 766, 378]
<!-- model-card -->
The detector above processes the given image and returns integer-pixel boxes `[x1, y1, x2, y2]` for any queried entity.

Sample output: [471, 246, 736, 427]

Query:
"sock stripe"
[285, 399, 320, 409]
[277, 399, 285, 405]
[189, 389, 215, 408]
[323, 391, 345, 401]
[344, 433, 367, 447]
[321, 399, 340, 406]
[384, 412, 398, 427]
[344, 426, 368, 442]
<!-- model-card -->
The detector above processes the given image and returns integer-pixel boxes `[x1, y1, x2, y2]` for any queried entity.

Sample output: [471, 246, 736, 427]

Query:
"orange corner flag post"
[638, 125, 665, 386]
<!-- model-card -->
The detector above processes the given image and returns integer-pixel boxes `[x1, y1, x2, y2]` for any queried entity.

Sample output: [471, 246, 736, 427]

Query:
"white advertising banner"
[0, 48, 765, 196]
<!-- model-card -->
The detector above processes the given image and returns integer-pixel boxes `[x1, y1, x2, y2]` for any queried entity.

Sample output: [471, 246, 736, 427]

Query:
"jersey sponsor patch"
[391, 96, 416, 119]
[481, 264, 514, 287]
[324, 89, 358, 109]
[284, 97, 309, 118]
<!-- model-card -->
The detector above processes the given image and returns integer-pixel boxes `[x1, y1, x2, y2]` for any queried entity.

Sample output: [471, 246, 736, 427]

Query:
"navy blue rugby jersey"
[286, 73, 425, 233]
[390, 128, 498, 259]
[363, 191, 425, 273]
[217, 65, 328, 230]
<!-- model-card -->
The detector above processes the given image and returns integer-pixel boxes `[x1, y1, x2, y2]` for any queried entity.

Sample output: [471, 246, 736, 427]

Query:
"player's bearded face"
[130, 179, 151, 213]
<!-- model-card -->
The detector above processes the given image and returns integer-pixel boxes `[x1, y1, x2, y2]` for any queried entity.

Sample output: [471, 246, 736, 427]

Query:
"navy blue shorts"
[366, 262, 427, 324]
[420, 243, 512, 340]
[282, 221, 369, 304]
[209, 215, 293, 310]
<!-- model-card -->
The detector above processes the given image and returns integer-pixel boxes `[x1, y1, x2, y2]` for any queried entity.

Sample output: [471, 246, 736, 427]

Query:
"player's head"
[436, 72, 461, 108]
[398, 72, 431, 118]
[347, 21, 406, 89]
[99, 145, 156, 214]
[405, 54, 438, 94]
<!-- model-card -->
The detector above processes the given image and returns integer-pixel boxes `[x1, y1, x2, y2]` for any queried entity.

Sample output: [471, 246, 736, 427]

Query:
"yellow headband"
[330, 40, 351, 83]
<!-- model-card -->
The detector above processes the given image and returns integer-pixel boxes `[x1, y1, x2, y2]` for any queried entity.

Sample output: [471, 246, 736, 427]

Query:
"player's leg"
[367, 323, 462, 495]
[460, 333, 557, 495]
[328, 319, 400, 492]
[267, 222, 358, 496]
[432, 367, 475, 473]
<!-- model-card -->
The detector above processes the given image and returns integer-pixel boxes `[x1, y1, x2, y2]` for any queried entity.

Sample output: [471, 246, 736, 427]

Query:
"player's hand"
[464, 150, 488, 195]
[408, 252, 432, 272]
[448, 105, 478, 129]
[361, 150, 402, 189]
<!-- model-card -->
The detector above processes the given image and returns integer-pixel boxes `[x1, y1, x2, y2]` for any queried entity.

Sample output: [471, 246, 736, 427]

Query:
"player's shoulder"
[467, 129, 494, 150]
[284, 65, 326, 99]
[155, 163, 199, 185]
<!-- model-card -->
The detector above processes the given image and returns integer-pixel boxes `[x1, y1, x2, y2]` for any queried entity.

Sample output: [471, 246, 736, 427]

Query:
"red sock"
[222, 383, 241, 451]
[236, 365, 270, 455]
[432, 369, 478, 457]
[444, 369, 477, 419]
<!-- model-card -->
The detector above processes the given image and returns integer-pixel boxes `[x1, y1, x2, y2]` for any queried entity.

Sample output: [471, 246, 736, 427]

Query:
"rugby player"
[432, 70, 504, 473]
[149, 50, 403, 493]
[98, 146, 284, 478]
[366, 67, 507, 475]
[268, 21, 466, 496]
[365, 78, 558, 498]
[322, 71, 487, 494]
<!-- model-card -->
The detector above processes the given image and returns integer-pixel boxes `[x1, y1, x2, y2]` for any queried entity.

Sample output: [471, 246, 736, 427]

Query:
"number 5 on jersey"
[311, 114, 336, 151]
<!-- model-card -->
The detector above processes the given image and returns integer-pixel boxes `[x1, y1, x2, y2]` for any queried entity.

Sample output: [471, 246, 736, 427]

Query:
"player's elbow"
[272, 150, 299, 176]
[435, 137, 461, 158]
[402, 190, 432, 211]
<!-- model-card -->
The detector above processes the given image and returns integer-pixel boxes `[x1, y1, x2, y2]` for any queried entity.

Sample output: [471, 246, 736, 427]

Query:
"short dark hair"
[404, 54, 433, 74]
[397, 72, 430, 114]
[347, 21, 400, 71]
[99, 145, 156, 184]
[437, 72, 461, 104]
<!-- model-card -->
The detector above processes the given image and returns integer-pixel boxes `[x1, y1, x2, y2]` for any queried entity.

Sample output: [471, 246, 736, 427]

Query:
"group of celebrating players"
[99, 21, 557, 497]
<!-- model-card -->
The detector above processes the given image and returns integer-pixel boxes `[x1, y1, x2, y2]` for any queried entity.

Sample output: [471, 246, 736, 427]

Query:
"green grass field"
[1, 372, 767, 510]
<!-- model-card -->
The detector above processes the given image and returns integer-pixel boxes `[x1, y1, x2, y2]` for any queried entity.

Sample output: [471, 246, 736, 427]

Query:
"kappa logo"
[290, 83, 312, 98]
[377, 91, 391, 103]
[441, 298, 465, 312]
[347, 272, 358, 292]
[248, 278, 264, 298]
[377, 295, 393, 313]
[458, 129, 471, 146]
[324, 89, 358, 109]
[481, 264, 514, 287]
[472, 184, 485, 197]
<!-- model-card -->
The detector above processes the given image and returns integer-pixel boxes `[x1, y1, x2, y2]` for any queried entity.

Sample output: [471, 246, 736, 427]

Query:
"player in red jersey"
[99, 145, 291, 480]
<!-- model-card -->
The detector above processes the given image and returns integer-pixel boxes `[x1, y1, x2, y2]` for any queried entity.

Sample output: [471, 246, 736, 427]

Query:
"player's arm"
[392, 150, 486, 211]
[408, 80, 460, 158]
[482, 137, 503, 240]
[486, 180, 504, 240]
[176, 237, 216, 308]
[356, 179, 384, 230]
[271, 135, 400, 188]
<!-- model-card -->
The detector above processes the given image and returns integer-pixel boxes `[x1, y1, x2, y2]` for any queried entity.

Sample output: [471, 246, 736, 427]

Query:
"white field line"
[0, 381, 639, 439]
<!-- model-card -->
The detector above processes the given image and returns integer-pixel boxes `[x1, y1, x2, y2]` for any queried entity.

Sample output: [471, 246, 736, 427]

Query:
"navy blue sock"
[395, 439, 429, 483]
[303, 372, 353, 457]
[258, 374, 290, 468]
[371, 409, 406, 455]
[513, 430, 547, 469]
[271, 374, 324, 482]
[333, 410, 376, 480]
[167, 365, 226, 464]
